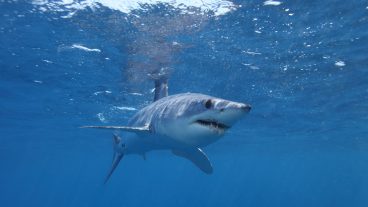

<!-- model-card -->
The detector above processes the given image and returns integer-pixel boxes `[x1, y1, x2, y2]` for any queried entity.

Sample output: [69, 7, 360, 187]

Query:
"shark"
[82, 78, 251, 182]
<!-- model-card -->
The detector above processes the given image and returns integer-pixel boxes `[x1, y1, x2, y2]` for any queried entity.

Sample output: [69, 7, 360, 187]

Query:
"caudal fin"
[104, 134, 125, 184]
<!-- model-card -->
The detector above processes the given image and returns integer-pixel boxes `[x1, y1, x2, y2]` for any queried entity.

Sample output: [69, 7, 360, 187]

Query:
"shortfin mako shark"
[82, 76, 251, 183]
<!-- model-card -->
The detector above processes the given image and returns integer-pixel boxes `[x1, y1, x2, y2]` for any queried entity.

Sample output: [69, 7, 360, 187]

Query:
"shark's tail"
[104, 134, 125, 184]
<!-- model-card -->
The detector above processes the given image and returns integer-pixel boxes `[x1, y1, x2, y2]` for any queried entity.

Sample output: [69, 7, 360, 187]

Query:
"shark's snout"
[240, 104, 251, 112]
[223, 102, 251, 113]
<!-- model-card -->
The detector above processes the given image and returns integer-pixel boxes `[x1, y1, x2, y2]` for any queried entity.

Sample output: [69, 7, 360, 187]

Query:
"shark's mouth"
[195, 119, 230, 130]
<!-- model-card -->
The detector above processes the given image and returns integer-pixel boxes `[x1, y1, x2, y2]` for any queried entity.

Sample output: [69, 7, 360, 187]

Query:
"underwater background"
[1, 0, 368, 206]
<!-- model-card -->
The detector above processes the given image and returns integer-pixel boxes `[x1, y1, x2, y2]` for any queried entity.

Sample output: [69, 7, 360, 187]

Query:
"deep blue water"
[1, 0, 368, 206]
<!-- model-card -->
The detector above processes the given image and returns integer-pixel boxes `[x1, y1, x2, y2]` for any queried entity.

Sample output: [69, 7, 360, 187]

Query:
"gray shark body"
[82, 79, 251, 182]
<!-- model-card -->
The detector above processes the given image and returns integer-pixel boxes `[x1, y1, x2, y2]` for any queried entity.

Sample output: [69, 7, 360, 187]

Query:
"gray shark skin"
[129, 93, 250, 147]
[82, 83, 251, 182]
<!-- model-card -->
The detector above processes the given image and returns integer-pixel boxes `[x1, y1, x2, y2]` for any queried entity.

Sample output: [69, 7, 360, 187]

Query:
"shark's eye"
[205, 99, 213, 109]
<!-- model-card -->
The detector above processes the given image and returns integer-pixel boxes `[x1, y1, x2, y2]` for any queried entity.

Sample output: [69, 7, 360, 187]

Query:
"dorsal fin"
[149, 67, 171, 102]
[153, 78, 168, 101]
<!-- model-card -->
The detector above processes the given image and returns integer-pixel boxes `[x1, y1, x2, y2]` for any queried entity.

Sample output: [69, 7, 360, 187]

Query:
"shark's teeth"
[195, 120, 229, 130]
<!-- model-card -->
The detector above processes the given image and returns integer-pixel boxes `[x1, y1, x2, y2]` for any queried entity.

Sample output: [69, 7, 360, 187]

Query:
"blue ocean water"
[1, 0, 368, 206]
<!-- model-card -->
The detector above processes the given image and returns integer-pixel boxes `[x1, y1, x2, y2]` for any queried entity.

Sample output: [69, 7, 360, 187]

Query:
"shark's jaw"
[191, 119, 231, 137]
[188, 110, 243, 138]
[195, 119, 230, 131]
[176, 102, 251, 147]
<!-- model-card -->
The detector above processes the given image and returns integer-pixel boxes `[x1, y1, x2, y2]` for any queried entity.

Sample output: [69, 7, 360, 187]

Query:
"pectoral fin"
[80, 125, 150, 134]
[172, 148, 213, 174]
